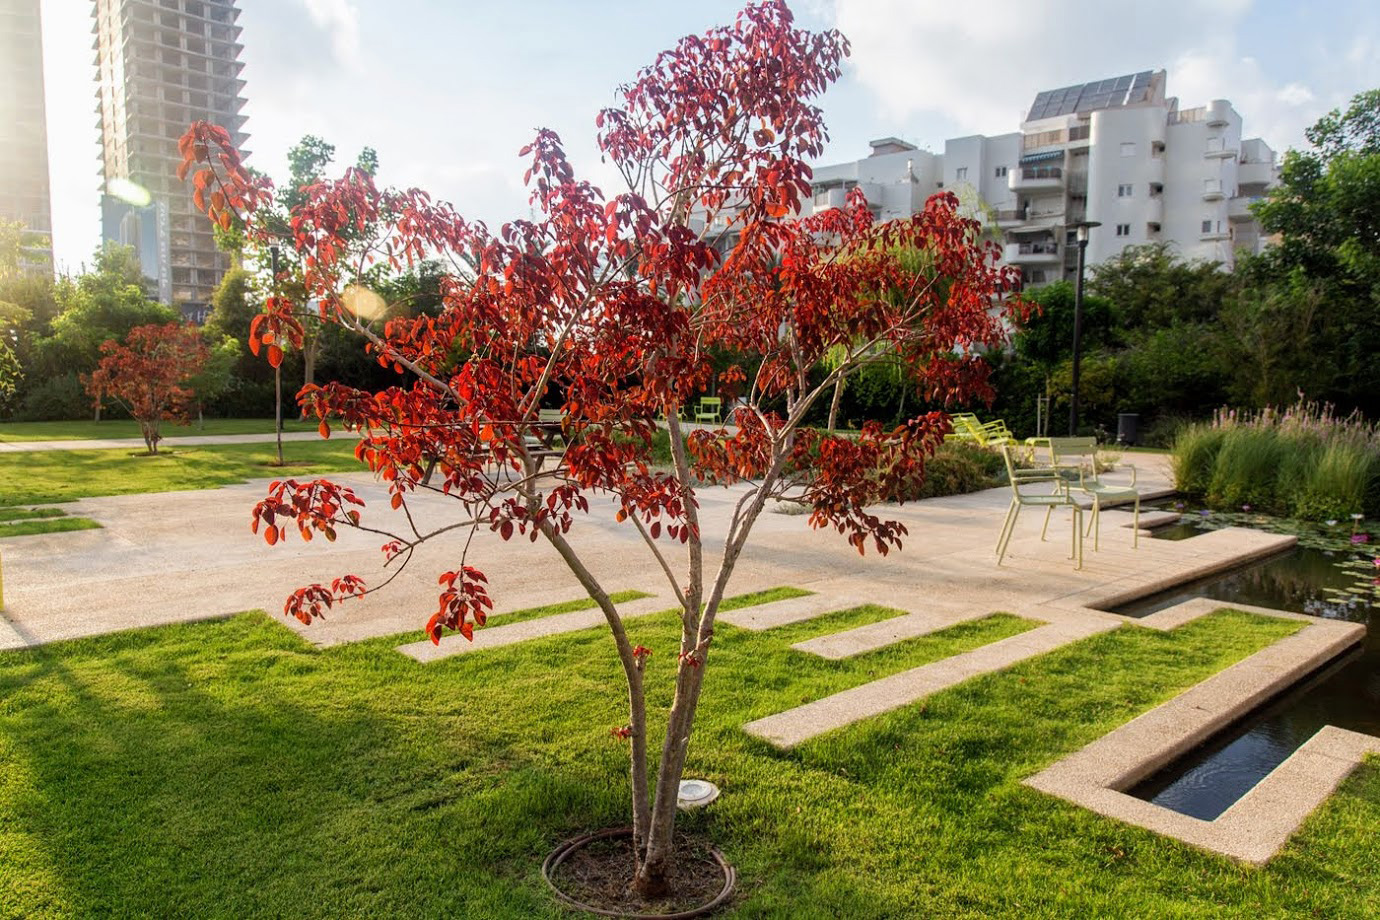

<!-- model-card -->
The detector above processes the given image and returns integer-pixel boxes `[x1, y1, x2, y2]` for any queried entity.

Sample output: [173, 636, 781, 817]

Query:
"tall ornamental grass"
[1172, 400, 1380, 519]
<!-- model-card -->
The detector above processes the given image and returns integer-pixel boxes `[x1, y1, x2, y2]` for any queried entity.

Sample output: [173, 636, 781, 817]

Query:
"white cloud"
[299, 0, 361, 65]
[827, 0, 1353, 152]
[1276, 82, 1315, 106]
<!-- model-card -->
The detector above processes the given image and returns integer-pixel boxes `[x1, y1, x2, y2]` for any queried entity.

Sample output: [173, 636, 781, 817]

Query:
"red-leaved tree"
[178, 1, 1021, 897]
[84, 322, 210, 454]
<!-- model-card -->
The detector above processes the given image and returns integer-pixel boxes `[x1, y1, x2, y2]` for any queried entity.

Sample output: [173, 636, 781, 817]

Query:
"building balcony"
[1205, 100, 1231, 127]
[1004, 241, 1060, 264]
[1238, 160, 1274, 185]
[1009, 165, 1063, 191]
[1144, 196, 1164, 224]
[1202, 179, 1226, 201]
[1200, 229, 1231, 242]
[1229, 196, 1263, 222]
[1205, 138, 1238, 159]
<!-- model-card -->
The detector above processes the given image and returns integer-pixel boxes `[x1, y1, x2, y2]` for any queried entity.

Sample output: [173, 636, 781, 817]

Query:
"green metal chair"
[996, 444, 1083, 569]
[694, 397, 722, 424]
[1046, 437, 1140, 551]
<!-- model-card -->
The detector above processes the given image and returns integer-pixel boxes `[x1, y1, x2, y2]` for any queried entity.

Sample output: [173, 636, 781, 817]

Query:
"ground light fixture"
[677, 778, 721, 809]
[1068, 219, 1101, 436]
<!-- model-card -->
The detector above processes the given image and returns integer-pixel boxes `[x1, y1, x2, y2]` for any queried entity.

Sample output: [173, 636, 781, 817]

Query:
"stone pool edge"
[1023, 596, 1374, 865]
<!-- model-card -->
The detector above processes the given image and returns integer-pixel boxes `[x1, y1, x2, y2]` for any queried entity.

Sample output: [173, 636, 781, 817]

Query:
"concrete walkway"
[1, 454, 1189, 650]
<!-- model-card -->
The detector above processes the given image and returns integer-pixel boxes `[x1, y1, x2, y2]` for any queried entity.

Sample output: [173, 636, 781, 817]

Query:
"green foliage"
[1171, 425, 1225, 496]
[1206, 427, 1289, 510]
[186, 334, 243, 416]
[1047, 351, 1118, 433]
[884, 441, 1003, 501]
[1173, 400, 1380, 518]
[38, 245, 177, 376]
[1088, 243, 1235, 328]
[1011, 281, 1116, 371]
[14, 373, 90, 422]
[0, 339, 22, 414]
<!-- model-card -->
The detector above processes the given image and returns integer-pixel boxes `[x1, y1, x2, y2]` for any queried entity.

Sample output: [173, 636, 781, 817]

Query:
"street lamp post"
[1068, 220, 1100, 436]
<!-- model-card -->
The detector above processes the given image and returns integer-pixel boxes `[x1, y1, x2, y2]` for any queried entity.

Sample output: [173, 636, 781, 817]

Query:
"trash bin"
[1117, 413, 1139, 446]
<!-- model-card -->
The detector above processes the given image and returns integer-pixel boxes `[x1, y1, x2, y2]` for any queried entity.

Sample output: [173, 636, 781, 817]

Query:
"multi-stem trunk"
[631, 441, 787, 898]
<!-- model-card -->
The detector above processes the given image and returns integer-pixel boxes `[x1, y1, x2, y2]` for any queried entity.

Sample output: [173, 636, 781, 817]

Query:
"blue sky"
[39, 0, 1380, 274]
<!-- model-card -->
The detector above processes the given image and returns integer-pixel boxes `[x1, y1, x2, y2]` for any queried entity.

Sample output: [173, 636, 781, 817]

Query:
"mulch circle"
[542, 827, 736, 918]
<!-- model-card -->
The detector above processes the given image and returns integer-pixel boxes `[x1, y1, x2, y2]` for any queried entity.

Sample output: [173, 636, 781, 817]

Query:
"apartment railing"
[1020, 166, 1063, 180]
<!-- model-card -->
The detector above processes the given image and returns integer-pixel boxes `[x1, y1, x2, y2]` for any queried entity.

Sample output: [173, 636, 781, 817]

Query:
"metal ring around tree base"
[541, 827, 737, 919]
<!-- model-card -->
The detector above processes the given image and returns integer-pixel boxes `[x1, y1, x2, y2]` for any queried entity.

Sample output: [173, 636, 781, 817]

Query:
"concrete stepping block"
[791, 608, 991, 659]
[743, 618, 1118, 748]
[1108, 509, 1179, 529]
[398, 594, 664, 663]
[716, 591, 873, 631]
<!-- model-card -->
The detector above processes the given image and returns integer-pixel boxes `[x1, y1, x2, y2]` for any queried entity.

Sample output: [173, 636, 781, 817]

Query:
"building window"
[1120, 142, 1136, 157]
[814, 188, 828, 205]
[1115, 223, 1131, 237]
[1202, 219, 1213, 234]
[995, 165, 1007, 178]
[1117, 184, 1133, 198]
[955, 167, 967, 181]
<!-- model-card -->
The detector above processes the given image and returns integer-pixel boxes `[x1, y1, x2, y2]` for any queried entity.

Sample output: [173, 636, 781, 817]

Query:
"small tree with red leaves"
[178, 1, 1022, 898]
[84, 322, 209, 454]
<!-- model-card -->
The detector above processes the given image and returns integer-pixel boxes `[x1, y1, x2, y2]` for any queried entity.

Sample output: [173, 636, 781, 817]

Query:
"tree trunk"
[300, 334, 318, 419]
[826, 376, 845, 432]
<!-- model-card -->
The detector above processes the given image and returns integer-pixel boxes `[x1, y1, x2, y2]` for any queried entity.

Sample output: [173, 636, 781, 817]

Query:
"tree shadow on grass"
[0, 614, 628, 919]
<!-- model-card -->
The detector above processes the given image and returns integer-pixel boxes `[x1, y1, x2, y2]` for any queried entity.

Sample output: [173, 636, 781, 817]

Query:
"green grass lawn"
[0, 418, 321, 442]
[0, 507, 101, 538]
[2, 595, 1374, 918]
[0, 440, 364, 506]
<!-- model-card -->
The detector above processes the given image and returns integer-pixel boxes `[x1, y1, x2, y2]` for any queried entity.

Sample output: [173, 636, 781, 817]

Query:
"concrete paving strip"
[791, 607, 993, 659]
[715, 590, 873, 631]
[1024, 605, 1370, 864]
[398, 594, 666, 662]
[743, 616, 1119, 748]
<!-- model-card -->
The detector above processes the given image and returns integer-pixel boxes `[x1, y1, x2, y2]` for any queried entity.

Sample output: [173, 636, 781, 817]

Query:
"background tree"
[29, 246, 177, 420]
[1253, 87, 1380, 412]
[180, 0, 1020, 900]
[83, 322, 208, 453]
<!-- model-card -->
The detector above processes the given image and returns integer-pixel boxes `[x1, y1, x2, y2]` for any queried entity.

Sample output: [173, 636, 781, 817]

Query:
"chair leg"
[1040, 506, 1053, 541]
[995, 500, 1017, 555]
[998, 502, 1021, 565]
[1133, 495, 1140, 549]
[1092, 500, 1101, 551]
[1075, 509, 1083, 569]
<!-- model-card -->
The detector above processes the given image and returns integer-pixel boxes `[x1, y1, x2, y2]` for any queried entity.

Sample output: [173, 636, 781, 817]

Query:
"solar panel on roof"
[1025, 71, 1155, 121]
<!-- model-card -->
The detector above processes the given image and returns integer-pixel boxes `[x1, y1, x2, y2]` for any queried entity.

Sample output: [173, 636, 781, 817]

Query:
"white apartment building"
[806, 71, 1278, 286]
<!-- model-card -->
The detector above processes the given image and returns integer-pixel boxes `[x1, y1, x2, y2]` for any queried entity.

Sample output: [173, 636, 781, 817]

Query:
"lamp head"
[1074, 220, 1101, 244]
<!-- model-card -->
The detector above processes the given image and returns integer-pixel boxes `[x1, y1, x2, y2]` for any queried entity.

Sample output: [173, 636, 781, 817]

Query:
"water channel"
[1110, 520, 1379, 820]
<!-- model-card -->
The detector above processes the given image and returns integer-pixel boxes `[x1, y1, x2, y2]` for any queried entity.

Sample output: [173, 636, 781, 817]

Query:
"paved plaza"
[1, 451, 1372, 863]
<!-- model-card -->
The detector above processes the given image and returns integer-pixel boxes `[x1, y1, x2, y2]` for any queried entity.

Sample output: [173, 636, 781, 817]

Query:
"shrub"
[1171, 425, 1225, 496]
[14, 373, 90, 421]
[1206, 427, 1288, 511]
[886, 441, 1002, 502]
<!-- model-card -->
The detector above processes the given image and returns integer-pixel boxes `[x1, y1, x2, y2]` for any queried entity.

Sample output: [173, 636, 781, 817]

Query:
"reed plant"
[1172, 399, 1380, 519]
